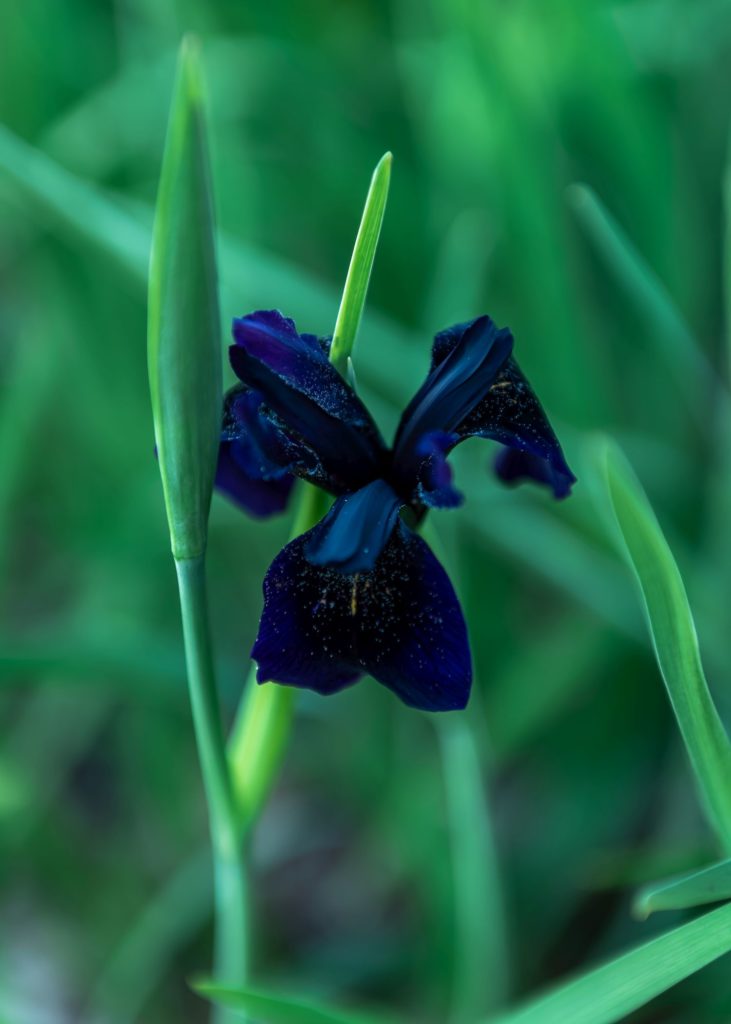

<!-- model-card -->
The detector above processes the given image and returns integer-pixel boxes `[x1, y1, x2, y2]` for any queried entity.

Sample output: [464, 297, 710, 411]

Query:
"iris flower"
[218, 310, 575, 712]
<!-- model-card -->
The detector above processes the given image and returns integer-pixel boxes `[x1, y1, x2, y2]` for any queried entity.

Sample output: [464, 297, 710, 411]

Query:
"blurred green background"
[2, 0, 731, 1021]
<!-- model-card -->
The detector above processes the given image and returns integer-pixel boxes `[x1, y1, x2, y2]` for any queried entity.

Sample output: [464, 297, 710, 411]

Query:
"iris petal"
[305, 479, 401, 573]
[252, 521, 472, 712]
[229, 311, 385, 492]
[394, 318, 575, 502]
[394, 316, 513, 464]
[458, 356, 576, 499]
[415, 431, 463, 509]
[215, 440, 294, 517]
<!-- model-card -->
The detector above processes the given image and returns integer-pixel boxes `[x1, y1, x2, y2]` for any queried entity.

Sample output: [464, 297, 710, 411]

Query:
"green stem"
[437, 716, 510, 1021]
[175, 556, 248, 1024]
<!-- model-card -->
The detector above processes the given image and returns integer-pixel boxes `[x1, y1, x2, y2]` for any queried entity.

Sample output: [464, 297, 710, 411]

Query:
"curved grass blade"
[329, 152, 392, 374]
[193, 981, 397, 1024]
[567, 184, 719, 413]
[485, 902, 731, 1024]
[634, 857, 731, 920]
[437, 715, 510, 1018]
[86, 847, 212, 1023]
[422, 520, 510, 1017]
[586, 435, 731, 850]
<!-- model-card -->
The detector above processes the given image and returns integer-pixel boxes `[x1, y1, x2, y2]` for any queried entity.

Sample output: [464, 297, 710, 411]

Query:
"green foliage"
[634, 858, 731, 920]
[587, 436, 731, 850]
[486, 903, 731, 1024]
[148, 36, 221, 561]
[2, 2, 731, 1022]
[194, 980, 395, 1024]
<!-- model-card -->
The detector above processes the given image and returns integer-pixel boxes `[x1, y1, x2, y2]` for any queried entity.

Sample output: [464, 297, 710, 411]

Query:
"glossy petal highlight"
[305, 479, 401, 573]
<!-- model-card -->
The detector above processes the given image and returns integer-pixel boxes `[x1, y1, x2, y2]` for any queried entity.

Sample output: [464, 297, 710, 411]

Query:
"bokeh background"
[2, 1, 731, 1021]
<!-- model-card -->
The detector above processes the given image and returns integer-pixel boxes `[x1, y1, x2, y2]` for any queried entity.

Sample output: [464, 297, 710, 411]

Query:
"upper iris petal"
[229, 310, 385, 494]
[393, 317, 575, 502]
[393, 316, 514, 464]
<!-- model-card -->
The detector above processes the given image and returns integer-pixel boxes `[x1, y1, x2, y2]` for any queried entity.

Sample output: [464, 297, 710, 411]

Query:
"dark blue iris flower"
[217, 310, 575, 712]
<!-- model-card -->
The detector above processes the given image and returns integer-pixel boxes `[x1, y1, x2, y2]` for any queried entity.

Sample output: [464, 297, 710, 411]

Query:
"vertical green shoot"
[148, 36, 247, 1023]
[329, 151, 392, 374]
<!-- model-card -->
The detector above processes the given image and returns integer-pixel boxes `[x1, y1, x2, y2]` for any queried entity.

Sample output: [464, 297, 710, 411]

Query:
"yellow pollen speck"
[350, 574, 359, 616]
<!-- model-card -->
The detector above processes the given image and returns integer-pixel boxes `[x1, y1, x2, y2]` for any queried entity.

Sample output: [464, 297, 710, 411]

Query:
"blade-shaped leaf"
[634, 857, 731, 920]
[148, 35, 221, 560]
[567, 183, 716, 406]
[486, 902, 731, 1024]
[193, 981, 397, 1024]
[329, 151, 392, 374]
[585, 435, 731, 850]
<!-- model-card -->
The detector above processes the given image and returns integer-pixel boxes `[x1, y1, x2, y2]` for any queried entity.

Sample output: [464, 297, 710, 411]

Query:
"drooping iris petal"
[221, 382, 346, 496]
[457, 356, 576, 499]
[229, 310, 385, 492]
[494, 445, 573, 498]
[305, 479, 401, 573]
[252, 521, 472, 712]
[215, 385, 296, 517]
[215, 440, 294, 517]
[415, 431, 463, 509]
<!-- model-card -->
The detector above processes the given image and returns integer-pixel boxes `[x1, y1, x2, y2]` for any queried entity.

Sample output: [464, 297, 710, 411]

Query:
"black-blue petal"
[394, 317, 575, 502]
[229, 310, 386, 494]
[215, 440, 294, 518]
[251, 521, 472, 712]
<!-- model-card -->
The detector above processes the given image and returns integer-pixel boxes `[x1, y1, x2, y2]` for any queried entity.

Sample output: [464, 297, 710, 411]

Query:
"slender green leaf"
[567, 183, 717, 408]
[586, 435, 731, 850]
[193, 982, 395, 1024]
[437, 715, 510, 1017]
[330, 152, 392, 374]
[723, 107, 731, 376]
[87, 848, 212, 1023]
[634, 857, 731, 920]
[486, 902, 731, 1024]
[148, 35, 221, 560]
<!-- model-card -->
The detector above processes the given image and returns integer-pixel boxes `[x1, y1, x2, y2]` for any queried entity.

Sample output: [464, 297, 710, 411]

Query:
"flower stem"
[175, 555, 248, 1024]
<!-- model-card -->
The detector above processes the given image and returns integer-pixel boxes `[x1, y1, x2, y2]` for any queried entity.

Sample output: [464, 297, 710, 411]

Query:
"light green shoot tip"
[329, 151, 392, 376]
[148, 36, 221, 561]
